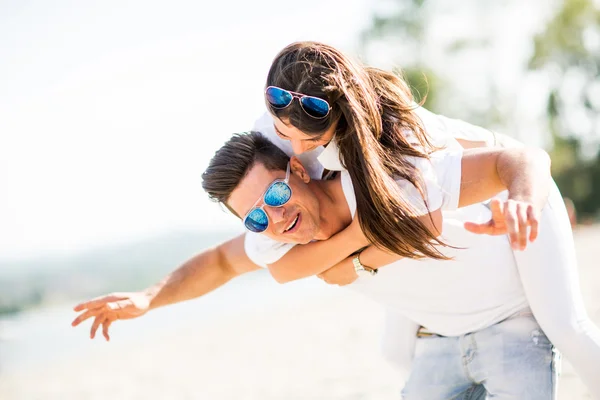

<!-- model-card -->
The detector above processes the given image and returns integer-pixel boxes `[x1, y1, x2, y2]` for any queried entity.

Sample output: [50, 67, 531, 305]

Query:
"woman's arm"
[269, 207, 442, 284]
[349, 208, 442, 271]
[266, 216, 369, 283]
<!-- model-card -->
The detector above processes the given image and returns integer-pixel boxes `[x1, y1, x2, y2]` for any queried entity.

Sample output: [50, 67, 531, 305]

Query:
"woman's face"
[272, 116, 337, 154]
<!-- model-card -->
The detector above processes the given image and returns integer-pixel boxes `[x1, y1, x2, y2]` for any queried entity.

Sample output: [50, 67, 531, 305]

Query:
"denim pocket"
[529, 326, 553, 348]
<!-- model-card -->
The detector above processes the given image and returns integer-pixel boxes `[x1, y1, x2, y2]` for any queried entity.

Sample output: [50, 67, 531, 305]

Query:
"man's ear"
[290, 156, 311, 183]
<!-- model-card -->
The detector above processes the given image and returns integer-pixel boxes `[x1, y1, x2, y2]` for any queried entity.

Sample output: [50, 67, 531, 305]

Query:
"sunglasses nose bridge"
[264, 204, 286, 224]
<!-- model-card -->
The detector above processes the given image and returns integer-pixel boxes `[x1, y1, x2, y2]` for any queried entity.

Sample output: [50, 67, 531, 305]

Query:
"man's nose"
[290, 139, 311, 154]
[265, 205, 286, 225]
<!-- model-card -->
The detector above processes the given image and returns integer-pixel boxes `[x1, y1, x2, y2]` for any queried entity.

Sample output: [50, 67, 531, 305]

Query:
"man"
[73, 131, 557, 398]
[201, 132, 557, 398]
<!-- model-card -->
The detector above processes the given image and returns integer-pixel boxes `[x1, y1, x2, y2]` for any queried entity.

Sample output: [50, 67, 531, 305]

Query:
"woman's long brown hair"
[266, 41, 449, 259]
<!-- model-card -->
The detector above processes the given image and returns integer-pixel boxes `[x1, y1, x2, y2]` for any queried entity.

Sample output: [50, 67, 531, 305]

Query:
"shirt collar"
[317, 139, 345, 171]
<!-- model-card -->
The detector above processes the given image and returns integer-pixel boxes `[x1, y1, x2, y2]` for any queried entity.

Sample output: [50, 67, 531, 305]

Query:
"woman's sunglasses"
[265, 86, 331, 119]
[243, 162, 293, 233]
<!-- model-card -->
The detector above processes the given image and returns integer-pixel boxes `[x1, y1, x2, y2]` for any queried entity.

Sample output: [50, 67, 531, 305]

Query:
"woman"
[249, 41, 600, 397]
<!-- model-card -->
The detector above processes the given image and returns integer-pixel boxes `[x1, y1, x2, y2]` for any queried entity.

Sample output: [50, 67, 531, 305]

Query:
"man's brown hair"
[202, 132, 289, 209]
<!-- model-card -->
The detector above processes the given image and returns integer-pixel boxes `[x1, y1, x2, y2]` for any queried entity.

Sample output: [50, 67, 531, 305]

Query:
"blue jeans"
[401, 312, 560, 399]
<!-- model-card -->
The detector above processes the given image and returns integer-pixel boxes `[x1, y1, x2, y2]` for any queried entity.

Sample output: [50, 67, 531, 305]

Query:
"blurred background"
[1, 0, 599, 398]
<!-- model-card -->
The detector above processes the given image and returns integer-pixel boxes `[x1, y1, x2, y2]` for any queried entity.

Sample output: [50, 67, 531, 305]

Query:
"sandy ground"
[1, 226, 599, 399]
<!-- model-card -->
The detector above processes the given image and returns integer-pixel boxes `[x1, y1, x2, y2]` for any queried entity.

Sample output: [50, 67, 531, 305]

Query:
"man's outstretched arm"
[71, 233, 259, 340]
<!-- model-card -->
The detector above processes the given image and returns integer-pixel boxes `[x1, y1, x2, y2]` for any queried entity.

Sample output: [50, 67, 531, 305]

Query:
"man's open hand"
[464, 198, 540, 250]
[71, 292, 152, 341]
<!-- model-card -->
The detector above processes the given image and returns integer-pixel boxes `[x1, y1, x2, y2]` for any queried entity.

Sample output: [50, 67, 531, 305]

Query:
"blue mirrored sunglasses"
[265, 86, 331, 119]
[243, 163, 292, 233]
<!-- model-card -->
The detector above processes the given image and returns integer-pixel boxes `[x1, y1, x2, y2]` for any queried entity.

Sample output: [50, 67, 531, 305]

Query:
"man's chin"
[268, 229, 313, 244]
[276, 235, 312, 245]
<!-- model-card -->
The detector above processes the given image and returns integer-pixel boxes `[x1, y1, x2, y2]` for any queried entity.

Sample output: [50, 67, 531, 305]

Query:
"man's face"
[228, 159, 321, 244]
[272, 116, 336, 154]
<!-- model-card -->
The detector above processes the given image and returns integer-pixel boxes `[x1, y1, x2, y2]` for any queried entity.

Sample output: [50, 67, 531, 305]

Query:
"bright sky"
[0, 0, 370, 259]
[0, 0, 554, 261]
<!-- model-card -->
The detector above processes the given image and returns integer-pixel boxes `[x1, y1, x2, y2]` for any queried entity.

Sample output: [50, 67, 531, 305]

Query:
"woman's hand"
[317, 257, 358, 286]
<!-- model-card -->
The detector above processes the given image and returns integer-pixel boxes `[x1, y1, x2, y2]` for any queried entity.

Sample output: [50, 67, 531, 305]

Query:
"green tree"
[529, 0, 600, 220]
[358, 0, 442, 110]
[360, 0, 600, 220]
[358, 0, 503, 126]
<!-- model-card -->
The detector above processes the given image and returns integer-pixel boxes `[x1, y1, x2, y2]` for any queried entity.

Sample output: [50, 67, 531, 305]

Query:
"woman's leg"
[513, 181, 600, 397]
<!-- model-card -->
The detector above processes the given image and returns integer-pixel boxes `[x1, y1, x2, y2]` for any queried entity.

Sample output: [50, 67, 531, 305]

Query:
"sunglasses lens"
[264, 182, 292, 207]
[265, 87, 293, 109]
[244, 208, 269, 233]
[301, 96, 330, 118]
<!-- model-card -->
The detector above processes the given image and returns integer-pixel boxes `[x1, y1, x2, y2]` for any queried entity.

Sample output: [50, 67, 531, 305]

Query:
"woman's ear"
[289, 156, 311, 183]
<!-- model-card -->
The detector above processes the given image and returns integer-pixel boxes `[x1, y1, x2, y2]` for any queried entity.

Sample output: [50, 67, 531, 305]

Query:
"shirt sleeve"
[430, 145, 463, 211]
[395, 146, 463, 215]
[243, 231, 297, 268]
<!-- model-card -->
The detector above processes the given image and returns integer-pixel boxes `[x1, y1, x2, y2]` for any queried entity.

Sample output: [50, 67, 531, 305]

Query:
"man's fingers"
[107, 300, 129, 312]
[90, 315, 105, 339]
[464, 221, 493, 235]
[489, 199, 505, 222]
[504, 201, 519, 249]
[71, 308, 103, 327]
[73, 293, 123, 312]
[102, 318, 113, 341]
[517, 205, 529, 250]
[528, 207, 539, 242]
[73, 300, 103, 312]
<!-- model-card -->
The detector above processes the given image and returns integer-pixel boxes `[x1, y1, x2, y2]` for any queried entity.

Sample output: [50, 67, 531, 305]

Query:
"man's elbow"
[518, 146, 551, 168]
[535, 147, 551, 170]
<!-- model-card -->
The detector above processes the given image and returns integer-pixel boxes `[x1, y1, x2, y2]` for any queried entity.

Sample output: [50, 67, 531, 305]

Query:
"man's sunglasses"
[265, 86, 331, 119]
[243, 162, 293, 233]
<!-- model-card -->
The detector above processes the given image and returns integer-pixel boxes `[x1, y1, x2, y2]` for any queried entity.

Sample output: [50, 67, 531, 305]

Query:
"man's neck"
[308, 174, 353, 240]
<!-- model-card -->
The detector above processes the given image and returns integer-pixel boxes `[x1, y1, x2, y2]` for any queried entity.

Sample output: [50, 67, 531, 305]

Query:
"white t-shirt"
[246, 109, 466, 266]
[340, 171, 528, 336]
